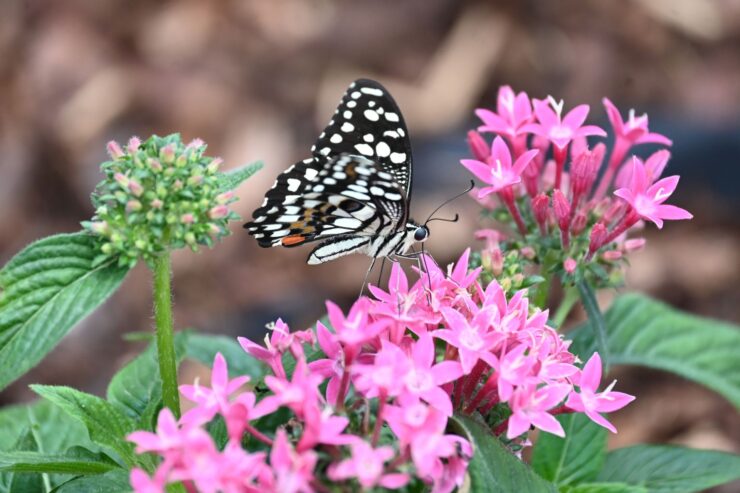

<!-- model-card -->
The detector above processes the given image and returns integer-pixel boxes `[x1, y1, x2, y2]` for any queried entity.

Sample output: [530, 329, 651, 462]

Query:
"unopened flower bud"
[184, 232, 196, 245]
[173, 180, 183, 191]
[185, 138, 205, 152]
[570, 145, 602, 203]
[181, 213, 195, 224]
[175, 154, 188, 168]
[467, 130, 490, 162]
[206, 157, 223, 174]
[624, 238, 646, 252]
[520, 246, 535, 259]
[571, 211, 587, 235]
[160, 144, 176, 164]
[603, 250, 622, 261]
[101, 243, 113, 255]
[106, 141, 124, 160]
[588, 223, 608, 257]
[512, 273, 525, 285]
[148, 158, 163, 172]
[491, 247, 504, 277]
[532, 194, 549, 234]
[553, 190, 570, 231]
[114, 173, 129, 188]
[135, 239, 147, 250]
[209, 205, 229, 219]
[209, 224, 222, 235]
[128, 179, 144, 197]
[89, 221, 109, 235]
[126, 200, 142, 212]
[215, 191, 234, 204]
[187, 174, 204, 186]
[564, 257, 577, 274]
[127, 137, 141, 154]
[602, 200, 626, 225]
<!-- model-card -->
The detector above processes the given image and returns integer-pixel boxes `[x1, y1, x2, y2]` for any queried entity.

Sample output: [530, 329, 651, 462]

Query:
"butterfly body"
[245, 79, 428, 264]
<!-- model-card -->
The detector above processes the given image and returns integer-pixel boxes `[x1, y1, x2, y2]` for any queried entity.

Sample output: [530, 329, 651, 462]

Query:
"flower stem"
[153, 250, 180, 418]
[553, 285, 580, 328]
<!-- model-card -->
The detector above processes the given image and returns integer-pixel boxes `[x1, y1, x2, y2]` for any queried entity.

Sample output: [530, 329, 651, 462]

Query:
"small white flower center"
[459, 328, 484, 351]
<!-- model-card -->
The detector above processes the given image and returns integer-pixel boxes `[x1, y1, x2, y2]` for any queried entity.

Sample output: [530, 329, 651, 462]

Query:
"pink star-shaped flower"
[329, 441, 409, 490]
[603, 97, 672, 147]
[614, 157, 692, 228]
[566, 353, 635, 433]
[436, 306, 501, 374]
[507, 383, 572, 438]
[461, 136, 538, 196]
[523, 97, 606, 150]
[476, 86, 534, 142]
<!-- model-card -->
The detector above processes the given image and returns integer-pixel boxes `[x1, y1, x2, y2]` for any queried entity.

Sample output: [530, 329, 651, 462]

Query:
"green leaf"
[4, 429, 44, 493]
[185, 332, 265, 379]
[597, 445, 740, 493]
[0, 233, 130, 391]
[0, 450, 117, 475]
[531, 413, 607, 486]
[450, 414, 557, 493]
[107, 334, 187, 422]
[31, 385, 138, 468]
[576, 281, 609, 369]
[52, 469, 132, 493]
[216, 161, 263, 192]
[569, 293, 740, 407]
[561, 483, 647, 493]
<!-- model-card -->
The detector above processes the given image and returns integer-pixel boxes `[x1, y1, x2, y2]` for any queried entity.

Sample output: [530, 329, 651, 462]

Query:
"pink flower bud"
[624, 238, 646, 252]
[180, 213, 195, 224]
[532, 194, 549, 234]
[151, 198, 164, 209]
[564, 257, 577, 274]
[602, 200, 626, 225]
[128, 179, 144, 197]
[90, 221, 109, 235]
[570, 145, 601, 203]
[187, 175, 204, 186]
[216, 191, 234, 204]
[160, 144, 176, 164]
[588, 223, 608, 257]
[126, 200, 142, 212]
[553, 189, 570, 232]
[209, 205, 229, 219]
[603, 250, 622, 261]
[173, 180, 183, 191]
[207, 157, 223, 174]
[127, 137, 141, 154]
[106, 141, 124, 160]
[209, 224, 222, 234]
[571, 211, 587, 235]
[185, 138, 205, 151]
[467, 131, 490, 162]
[148, 158, 163, 171]
[114, 172, 129, 188]
[491, 247, 504, 277]
[520, 246, 535, 259]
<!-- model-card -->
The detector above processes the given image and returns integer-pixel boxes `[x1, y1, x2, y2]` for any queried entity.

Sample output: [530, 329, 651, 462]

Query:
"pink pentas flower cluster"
[128, 252, 634, 492]
[464, 86, 691, 277]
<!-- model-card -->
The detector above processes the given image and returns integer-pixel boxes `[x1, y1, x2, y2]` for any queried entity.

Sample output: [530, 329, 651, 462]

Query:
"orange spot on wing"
[281, 235, 306, 246]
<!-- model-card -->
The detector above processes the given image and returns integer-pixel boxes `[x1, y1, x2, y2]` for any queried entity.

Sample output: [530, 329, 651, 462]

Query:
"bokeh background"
[1, 0, 739, 477]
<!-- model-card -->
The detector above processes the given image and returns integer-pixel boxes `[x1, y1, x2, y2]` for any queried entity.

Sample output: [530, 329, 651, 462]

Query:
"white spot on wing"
[343, 111, 352, 119]
[385, 112, 399, 122]
[304, 168, 319, 180]
[360, 87, 384, 96]
[355, 143, 374, 156]
[330, 134, 343, 144]
[364, 109, 379, 121]
[363, 134, 374, 142]
[390, 152, 406, 164]
[351, 91, 361, 99]
[343, 190, 371, 201]
[287, 178, 301, 192]
[376, 141, 391, 157]
[341, 122, 354, 132]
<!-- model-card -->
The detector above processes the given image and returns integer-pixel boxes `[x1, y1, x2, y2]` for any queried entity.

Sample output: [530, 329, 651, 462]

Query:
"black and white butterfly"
[244, 79, 432, 266]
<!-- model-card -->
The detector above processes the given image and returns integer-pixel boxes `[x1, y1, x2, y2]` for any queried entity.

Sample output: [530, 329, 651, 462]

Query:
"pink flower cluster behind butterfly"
[128, 250, 633, 493]
[464, 87, 691, 273]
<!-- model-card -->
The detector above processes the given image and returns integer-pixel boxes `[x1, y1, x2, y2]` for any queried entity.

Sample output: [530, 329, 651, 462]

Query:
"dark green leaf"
[186, 332, 264, 379]
[0, 233, 130, 390]
[450, 414, 557, 493]
[576, 281, 609, 369]
[597, 445, 740, 493]
[561, 483, 647, 493]
[0, 450, 117, 475]
[531, 413, 607, 486]
[216, 161, 263, 192]
[52, 469, 132, 493]
[31, 385, 138, 468]
[569, 293, 740, 407]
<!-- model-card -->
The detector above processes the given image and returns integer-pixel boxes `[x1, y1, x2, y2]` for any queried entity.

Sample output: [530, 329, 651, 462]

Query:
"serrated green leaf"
[107, 334, 187, 422]
[569, 293, 740, 407]
[31, 385, 138, 468]
[216, 161, 263, 192]
[450, 414, 557, 493]
[0, 450, 117, 475]
[186, 332, 264, 379]
[0, 233, 130, 391]
[531, 413, 607, 486]
[51, 469, 131, 493]
[597, 445, 740, 493]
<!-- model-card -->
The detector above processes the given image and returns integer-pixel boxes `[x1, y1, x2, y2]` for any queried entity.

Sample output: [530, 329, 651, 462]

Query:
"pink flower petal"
[580, 353, 603, 392]
[507, 412, 531, 438]
[655, 204, 693, 221]
[461, 159, 494, 185]
[562, 104, 590, 130]
[490, 136, 513, 169]
[530, 411, 565, 437]
[602, 97, 624, 134]
[585, 409, 617, 433]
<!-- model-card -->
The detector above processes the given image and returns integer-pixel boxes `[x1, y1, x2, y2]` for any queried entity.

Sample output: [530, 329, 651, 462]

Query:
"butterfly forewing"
[245, 154, 407, 248]
[312, 79, 413, 200]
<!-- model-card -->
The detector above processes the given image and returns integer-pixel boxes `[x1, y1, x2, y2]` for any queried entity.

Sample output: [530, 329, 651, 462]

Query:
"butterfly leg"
[376, 257, 388, 288]
[359, 256, 378, 298]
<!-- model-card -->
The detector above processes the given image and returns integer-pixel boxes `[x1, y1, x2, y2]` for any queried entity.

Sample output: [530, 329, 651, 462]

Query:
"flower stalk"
[153, 249, 180, 418]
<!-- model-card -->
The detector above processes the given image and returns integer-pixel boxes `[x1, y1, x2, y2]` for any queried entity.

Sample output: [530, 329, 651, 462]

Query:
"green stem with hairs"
[153, 250, 180, 418]
[533, 252, 557, 308]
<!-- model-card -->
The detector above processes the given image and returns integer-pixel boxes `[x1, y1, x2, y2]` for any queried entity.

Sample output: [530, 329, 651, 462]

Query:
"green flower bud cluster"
[82, 134, 238, 267]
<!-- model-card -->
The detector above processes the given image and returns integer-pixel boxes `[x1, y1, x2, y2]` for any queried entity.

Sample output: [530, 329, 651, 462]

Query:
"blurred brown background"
[1, 0, 739, 473]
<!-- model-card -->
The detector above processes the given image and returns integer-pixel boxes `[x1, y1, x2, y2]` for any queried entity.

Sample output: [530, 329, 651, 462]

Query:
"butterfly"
[244, 79, 432, 267]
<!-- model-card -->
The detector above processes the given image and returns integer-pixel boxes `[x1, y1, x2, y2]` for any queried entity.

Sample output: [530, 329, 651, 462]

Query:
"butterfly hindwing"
[245, 154, 407, 249]
[312, 79, 413, 201]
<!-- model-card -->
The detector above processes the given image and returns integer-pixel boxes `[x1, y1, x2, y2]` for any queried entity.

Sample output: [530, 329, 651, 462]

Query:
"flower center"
[459, 328, 484, 351]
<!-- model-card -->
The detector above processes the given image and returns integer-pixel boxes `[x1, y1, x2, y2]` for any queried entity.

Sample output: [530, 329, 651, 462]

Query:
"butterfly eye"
[414, 226, 429, 242]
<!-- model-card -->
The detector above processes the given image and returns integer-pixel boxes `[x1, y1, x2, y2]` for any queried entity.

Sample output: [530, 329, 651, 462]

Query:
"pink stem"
[372, 390, 388, 446]
[593, 137, 630, 200]
[554, 145, 568, 190]
[500, 188, 527, 236]
[245, 423, 273, 446]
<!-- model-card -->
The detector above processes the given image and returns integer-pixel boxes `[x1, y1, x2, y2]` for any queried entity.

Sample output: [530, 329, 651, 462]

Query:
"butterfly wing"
[311, 79, 414, 201]
[245, 153, 408, 250]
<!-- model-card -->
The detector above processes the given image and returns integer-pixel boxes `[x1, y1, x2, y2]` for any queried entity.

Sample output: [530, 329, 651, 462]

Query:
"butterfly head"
[412, 223, 430, 242]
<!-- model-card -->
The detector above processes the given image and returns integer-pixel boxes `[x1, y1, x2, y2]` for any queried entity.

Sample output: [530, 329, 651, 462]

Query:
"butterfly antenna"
[424, 180, 475, 225]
